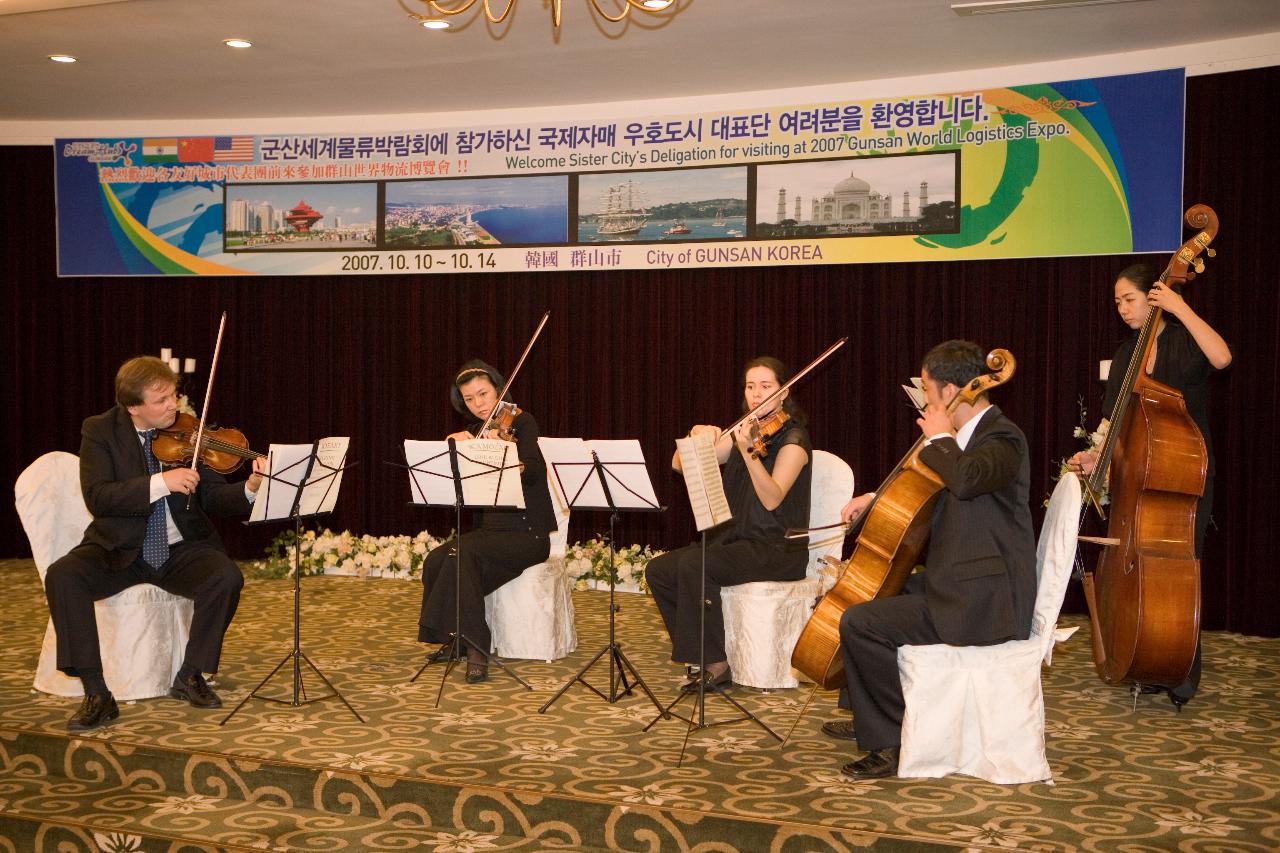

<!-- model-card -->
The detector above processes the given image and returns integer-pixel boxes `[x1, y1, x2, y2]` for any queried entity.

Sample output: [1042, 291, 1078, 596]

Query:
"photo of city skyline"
[384, 176, 568, 248]
[225, 183, 377, 251]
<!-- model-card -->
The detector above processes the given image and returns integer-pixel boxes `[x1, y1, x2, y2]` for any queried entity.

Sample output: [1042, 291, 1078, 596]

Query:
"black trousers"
[44, 540, 244, 679]
[417, 528, 550, 653]
[645, 538, 806, 666]
[838, 587, 942, 752]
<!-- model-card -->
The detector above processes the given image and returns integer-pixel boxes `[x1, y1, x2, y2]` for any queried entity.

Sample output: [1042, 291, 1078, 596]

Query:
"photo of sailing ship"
[577, 167, 747, 243]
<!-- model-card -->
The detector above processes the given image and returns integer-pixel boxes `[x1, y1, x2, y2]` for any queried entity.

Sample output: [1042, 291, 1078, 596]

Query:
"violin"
[746, 408, 791, 459]
[485, 400, 522, 442]
[153, 411, 264, 475]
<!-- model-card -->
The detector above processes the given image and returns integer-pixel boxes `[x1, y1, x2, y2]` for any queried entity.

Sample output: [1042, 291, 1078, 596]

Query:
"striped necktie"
[140, 429, 170, 571]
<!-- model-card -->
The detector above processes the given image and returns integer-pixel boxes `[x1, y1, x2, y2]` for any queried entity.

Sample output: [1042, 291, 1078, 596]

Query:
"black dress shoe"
[821, 719, 858, 741]
[169, 672, 222, 708]
[68, 693, 119, 733]
[426, 644, 463, 664]
[841, 747, 899, 780]
[681, 666, 732, 694]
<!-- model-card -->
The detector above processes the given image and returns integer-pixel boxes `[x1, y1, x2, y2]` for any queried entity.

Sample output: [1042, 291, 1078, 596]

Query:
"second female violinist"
[645, 356, 812, 693]
[416, 359, 557, 683]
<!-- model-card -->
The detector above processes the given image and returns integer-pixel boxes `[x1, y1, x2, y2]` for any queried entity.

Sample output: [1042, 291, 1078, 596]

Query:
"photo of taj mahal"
[755, 152, 958, 239]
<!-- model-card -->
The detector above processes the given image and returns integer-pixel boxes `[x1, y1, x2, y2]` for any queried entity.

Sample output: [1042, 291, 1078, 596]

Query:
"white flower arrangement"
[251, 527, 661, 592]
[251, 528, 448, 580]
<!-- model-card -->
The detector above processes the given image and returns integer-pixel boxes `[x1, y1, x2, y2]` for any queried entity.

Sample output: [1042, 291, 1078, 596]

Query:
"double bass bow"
[791, 348, 1016, 689]
[1080, 204, 1218, 690]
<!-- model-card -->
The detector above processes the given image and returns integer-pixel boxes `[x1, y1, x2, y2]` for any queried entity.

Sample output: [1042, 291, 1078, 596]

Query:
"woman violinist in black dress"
[417, 360, 557, 683]
[1070, 263, 1232, 706]
[645, 356, 812, 692]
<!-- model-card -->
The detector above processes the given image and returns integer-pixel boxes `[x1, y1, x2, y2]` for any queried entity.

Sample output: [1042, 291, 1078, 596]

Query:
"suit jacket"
[77, 406, 251, 571]
[916, 405, 1037, 646]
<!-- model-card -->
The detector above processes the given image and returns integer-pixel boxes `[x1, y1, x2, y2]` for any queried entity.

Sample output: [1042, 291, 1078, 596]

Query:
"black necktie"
[140, 430, 170, 571]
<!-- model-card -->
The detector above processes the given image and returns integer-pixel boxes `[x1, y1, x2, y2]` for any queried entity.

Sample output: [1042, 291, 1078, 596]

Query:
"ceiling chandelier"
[408, 0, 677, 31]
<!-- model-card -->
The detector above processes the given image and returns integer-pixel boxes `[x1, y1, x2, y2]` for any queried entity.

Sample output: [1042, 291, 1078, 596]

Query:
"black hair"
[449, 359, 509, 417]
[920, 340, 987, 391]
[1116, 263, 1157, 294]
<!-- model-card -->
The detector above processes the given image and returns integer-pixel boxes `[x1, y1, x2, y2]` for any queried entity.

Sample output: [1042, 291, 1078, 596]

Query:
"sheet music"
[298, 436, 349, 516]
[902, 377, 926, 413]
[674, 431, 732, 532]
[404, 438, 525, 508]
[540, 437, 659, 510]
[249, 437, 348, 522]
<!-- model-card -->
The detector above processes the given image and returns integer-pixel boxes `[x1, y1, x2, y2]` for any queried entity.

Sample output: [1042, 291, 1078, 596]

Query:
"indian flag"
[142, 138, 178, 163]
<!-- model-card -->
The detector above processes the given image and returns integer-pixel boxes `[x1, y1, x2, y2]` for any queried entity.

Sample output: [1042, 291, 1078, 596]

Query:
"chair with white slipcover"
[483, 446, 577, 661]
[721, 449, 854, 689]
[16, 450, 194, 701]
[895, 472, 1083, 784]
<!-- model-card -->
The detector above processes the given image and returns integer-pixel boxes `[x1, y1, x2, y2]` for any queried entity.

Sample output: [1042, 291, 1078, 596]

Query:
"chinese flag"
[179, 137, 215, 162]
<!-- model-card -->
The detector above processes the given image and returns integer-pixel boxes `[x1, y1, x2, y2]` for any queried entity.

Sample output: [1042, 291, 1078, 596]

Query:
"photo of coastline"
[577, 167, 748, 243]
[384, 176, 568, 248]
[755, 152, 958, 239]
[225, 183, 377, 251]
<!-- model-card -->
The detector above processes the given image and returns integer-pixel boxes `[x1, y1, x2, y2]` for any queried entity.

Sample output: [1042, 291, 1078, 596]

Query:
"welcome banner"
[54, 69, 1184, 277]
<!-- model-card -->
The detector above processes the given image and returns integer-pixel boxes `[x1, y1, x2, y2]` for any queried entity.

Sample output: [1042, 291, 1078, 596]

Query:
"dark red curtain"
[3, 67, 1275, 635]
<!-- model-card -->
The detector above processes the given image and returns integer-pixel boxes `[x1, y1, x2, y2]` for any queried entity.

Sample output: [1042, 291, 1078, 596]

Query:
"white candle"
[169, 357, 180, 373]
[1098, 359, 1111, 382]
[183, 358, 196, 374]
[160, 347, 172, 361]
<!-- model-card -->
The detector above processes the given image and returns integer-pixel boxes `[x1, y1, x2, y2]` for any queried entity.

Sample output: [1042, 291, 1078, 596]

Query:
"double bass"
[791, 349, 1016, 688]
[1080, 204, 1218, 690]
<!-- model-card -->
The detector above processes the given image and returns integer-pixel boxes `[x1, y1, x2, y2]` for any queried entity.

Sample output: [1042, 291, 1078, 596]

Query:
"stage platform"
[1, 558, 1277, 852]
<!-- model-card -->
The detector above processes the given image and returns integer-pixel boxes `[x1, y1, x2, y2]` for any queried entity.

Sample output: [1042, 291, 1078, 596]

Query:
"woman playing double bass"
[645, 356, 812, 693]
[1070, 263, 1232, 707]
[416, 359, 557, 684]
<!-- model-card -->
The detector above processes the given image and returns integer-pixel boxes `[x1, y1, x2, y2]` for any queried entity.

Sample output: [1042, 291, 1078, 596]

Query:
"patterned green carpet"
[1, 558, 1278, 852]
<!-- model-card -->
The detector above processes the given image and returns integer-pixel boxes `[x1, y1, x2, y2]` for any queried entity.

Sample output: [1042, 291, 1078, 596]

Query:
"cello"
[1080, 204, 1218, 690]
[791, 348, 1016, 689]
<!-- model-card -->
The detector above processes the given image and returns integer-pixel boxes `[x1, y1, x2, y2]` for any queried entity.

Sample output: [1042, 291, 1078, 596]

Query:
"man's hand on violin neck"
[163, 467, 200, 496]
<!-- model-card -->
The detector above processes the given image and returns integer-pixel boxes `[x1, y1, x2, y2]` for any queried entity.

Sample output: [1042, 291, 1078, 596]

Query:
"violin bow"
[721, 336, 847, 438]
[185, 311, 227, 508]
[478, 310, 551, 436]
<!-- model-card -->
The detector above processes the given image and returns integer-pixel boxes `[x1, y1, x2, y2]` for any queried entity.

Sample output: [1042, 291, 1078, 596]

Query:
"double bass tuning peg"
[1193, 259, 1206, 274]
[1206, 247, 1217, 258]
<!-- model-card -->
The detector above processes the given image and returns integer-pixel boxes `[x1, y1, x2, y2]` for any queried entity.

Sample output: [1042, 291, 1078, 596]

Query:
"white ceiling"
[1, 0, 1278, 132]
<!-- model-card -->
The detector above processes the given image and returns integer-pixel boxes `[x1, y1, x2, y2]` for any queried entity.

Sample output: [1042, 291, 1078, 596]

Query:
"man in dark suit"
[44, 356, 265, 732]
[824, 340, 1037, 779]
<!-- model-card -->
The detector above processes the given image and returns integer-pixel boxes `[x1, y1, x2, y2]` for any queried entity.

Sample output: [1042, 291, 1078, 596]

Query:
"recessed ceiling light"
[641, 0, 673, 8]
[222, 38, 253, 48]
[48, 54, 77, 63]
[420, 19, 450, 29]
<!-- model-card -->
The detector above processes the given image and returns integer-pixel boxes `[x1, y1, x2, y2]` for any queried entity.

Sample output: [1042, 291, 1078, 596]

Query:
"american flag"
[213, 136, 255, 162]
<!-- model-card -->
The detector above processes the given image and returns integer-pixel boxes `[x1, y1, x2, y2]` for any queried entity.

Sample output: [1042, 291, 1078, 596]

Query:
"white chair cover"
[722, 449, 854, 689]
[16, 451, 194, 700]
[896, 473, 1083, 784]
[484, 451, 577, 661]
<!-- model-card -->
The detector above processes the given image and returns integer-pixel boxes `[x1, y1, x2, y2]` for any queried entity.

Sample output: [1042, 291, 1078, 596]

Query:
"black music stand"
[221, 440, 363, 725]
[399, 437, 533, 707]
[643, 435, 781, 765]
[537, 440, 666, 716]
